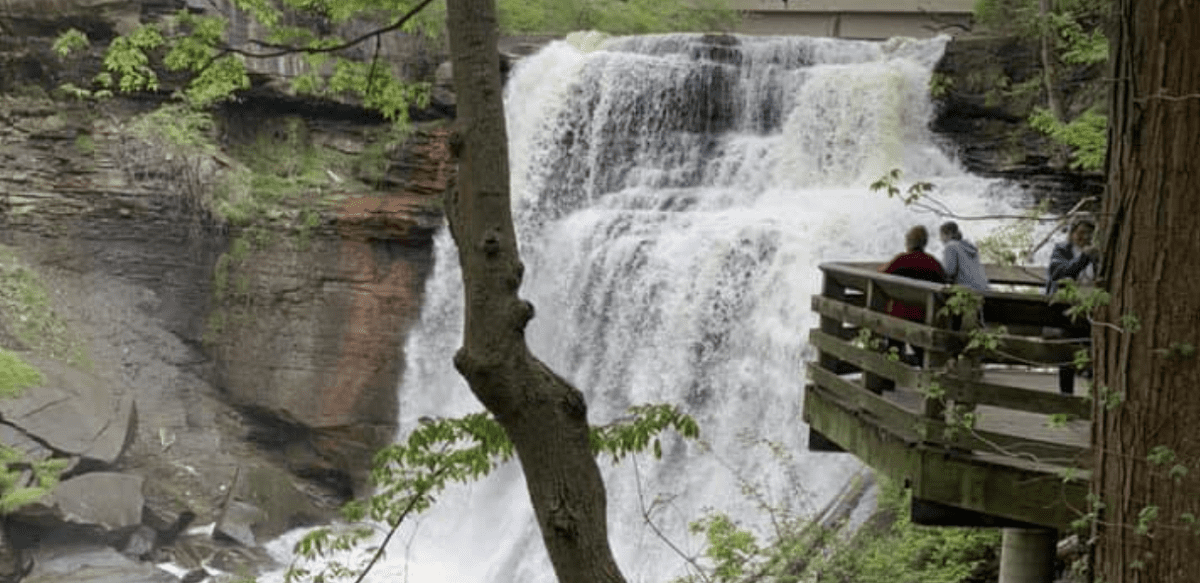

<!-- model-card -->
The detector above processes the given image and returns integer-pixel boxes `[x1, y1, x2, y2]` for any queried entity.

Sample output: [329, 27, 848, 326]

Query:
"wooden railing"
[804, 262, 1092, 530]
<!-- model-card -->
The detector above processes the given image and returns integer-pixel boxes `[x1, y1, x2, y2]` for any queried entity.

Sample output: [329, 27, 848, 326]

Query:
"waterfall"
[264, 33, 1036, 583]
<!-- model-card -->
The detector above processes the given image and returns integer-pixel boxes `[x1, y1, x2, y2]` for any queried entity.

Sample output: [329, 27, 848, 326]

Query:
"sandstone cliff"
[1, 1, 451, 579]
[0, 3, 1103, 581]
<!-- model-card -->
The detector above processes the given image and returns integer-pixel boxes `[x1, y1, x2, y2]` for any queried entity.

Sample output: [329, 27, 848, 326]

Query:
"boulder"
[0, 356, 136, 467]
[15, 472, 143, 532]
[214, 464, 330, 547]
[22, 546, 178, 583]
[0, 526, 31, 582]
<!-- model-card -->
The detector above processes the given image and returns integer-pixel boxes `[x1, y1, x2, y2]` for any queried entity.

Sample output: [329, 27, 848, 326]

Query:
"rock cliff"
[1, 1, 451, 579]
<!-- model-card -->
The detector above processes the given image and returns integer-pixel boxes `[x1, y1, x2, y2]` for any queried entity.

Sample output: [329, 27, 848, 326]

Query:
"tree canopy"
[54, 0, 736, 124]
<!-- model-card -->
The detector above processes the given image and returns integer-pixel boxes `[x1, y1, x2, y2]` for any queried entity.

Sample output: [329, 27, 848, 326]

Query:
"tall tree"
[442, 0, 627, 581]
[1093, 1, 1200, 580]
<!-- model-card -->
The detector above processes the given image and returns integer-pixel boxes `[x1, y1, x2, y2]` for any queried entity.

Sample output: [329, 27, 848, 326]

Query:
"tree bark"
[1093, 1, 1200, 581]
[1039, 0, 1064, 122]
[441, 1, 627, 582]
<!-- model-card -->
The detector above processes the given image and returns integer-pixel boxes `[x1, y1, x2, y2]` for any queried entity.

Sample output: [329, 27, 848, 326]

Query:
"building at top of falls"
[729, 0, 975, 39]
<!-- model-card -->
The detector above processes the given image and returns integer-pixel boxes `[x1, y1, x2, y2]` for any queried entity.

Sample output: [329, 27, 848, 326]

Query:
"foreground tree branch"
[442, 0, 627, 581]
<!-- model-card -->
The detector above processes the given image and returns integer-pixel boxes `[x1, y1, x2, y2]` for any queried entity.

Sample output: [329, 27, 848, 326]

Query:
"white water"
[262, 34, 1039, 583]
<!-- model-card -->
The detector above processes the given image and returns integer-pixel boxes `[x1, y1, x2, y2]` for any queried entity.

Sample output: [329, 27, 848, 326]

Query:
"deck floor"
[880, 368, 1090, 452]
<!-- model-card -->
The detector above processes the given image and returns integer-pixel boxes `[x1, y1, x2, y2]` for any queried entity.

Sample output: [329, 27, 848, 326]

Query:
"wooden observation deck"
[805, 262, 1092, 532]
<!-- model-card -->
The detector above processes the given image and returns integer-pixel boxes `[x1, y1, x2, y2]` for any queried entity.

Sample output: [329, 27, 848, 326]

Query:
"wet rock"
[214, 464, 331, 547]
[181, 569, 209, 583]
[213, 500, 263, 547]
[15, 472, 143, 533]
[22, 546, 178, 583]
[207, 545, 272, 575]
[121, 524, 157, 560]
[0, 526, 32, 582]
[0, 357, 136, 467]
[0, 422, 53, 462]
[932, 37, 1105, 210]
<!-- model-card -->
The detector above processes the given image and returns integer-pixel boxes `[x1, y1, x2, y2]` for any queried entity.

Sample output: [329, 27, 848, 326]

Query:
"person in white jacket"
[939, 221, 990, 292]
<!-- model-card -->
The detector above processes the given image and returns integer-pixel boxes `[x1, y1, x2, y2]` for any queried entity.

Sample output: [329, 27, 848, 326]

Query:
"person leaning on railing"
[939, 221, 990, 292]
[1045, 217, 1099, 395]
[878, 225, 946, 370]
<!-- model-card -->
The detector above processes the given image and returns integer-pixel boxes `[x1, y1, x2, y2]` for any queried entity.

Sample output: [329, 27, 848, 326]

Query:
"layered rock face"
[0, 0, 450, 579]
[932, 37, 1106, 210]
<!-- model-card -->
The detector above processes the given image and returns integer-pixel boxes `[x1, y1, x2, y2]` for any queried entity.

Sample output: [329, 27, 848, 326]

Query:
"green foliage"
[591, 403, 700, 461]
[184, 55, 251, 107]
[976, 198, 1049, 265]
[1154, 341, 1197, 360]
[1030, 107, 1108, 171]
[282, 405, 699, 582]
[974, 0, 1110, 171]
[928, 72, 954, 99]
[0, 446, 68, 515]
[0, 246, 88, 365]
[688, 513, 762, 581]
[74, 133, 96, 155]
[129, 103, 218, 154]
[814, 480, 999, 583]
[0, 349, 43, 398]
[679, 476, 1000, 583]
[53, 28, 91, 57]
[870, 168, 932, 206]
[104, 24, 166, 92]
[938, 286, 984, 320]
[1051, 279, 1110, 323]
[1091, 384, 1124, 411]
[498, 0, 737, 35]
[1135, 505, 1159, 536]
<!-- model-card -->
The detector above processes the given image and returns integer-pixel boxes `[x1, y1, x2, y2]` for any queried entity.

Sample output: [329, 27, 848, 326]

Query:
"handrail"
[805, 261, 1092, 529]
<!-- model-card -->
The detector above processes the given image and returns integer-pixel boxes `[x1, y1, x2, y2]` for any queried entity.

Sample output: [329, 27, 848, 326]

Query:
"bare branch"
[1026, 196, 1098, 260]
[225, 0, 437, 61]
[1133, 90, 1200, 103]
[631, 457, 712, 583]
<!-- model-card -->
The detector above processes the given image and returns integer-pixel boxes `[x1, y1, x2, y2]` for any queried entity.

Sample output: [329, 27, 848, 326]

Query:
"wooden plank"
[802, 387, 921, 478]
[913, 450, 1089, 532]
[982, 264, 1046, 287]
[979, 288, 1087, 330]
[983, 334, 1088, 366]
[811, 295, 955, 352]
[803, 388, 1088, 531]
[808, 362, 1087, 463]
[806, 366, 925, 441]
[836, 262, 1046, 287]
[808, 328, 918, 387]
[935, 371, 1092, 419]
[821, 262, 947, 306]
[911, 497, 1050, 528]
[919, 417, 1089, 464]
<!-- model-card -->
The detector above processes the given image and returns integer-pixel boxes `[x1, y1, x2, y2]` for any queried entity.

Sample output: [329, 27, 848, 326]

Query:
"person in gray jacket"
[939, 221, 990, 291]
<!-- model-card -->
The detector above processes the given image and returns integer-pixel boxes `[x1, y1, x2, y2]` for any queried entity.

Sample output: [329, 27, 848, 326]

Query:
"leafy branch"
[283, 404, 700, 582]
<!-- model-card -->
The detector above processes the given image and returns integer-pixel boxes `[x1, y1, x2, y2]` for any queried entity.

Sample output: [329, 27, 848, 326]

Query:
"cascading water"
[264, 33, 1040, 583]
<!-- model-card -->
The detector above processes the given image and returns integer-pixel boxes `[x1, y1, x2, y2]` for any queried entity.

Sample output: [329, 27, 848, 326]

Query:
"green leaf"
[53, 28, 90, 57]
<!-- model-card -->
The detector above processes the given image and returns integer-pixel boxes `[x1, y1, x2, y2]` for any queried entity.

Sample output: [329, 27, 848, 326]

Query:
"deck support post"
[999, 528, 1056, 583]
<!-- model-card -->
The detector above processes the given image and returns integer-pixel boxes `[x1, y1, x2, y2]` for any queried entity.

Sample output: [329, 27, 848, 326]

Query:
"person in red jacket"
[880, 225, 946, 321]
[877, 226, 945, 369]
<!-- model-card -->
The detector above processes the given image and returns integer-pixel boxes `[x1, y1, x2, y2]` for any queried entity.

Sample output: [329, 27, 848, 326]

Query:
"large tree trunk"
[441, 1, 627, 582]
[1093, 1, 1200, 581]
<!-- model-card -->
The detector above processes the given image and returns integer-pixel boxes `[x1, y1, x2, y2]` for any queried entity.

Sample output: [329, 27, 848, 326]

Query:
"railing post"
[862, 279, 891, 394]
[950, 296, 983, 415]
[921, 291, 948, 420]
[818, 271, 849, 374]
